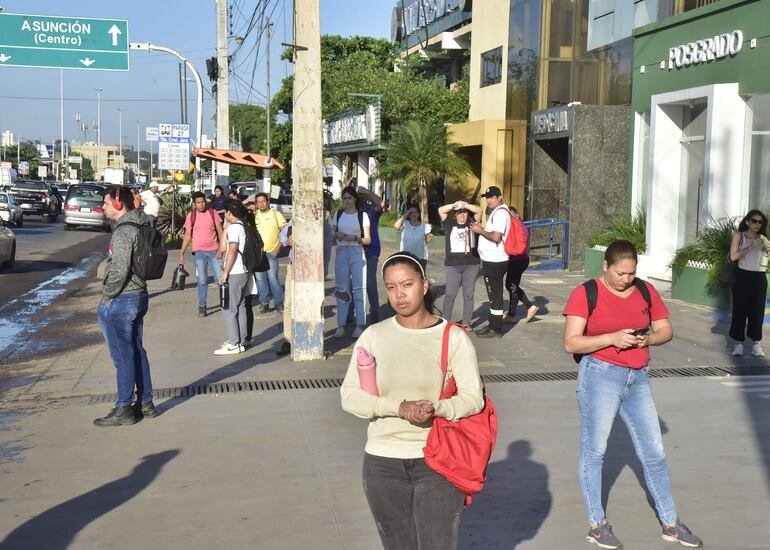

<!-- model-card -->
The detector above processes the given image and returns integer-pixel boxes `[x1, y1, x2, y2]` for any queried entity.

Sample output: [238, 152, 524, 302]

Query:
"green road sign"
[0, 13, 129, 71]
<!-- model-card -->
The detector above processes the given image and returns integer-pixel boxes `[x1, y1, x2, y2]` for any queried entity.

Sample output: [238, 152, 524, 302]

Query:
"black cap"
[481, 186, 502, 198]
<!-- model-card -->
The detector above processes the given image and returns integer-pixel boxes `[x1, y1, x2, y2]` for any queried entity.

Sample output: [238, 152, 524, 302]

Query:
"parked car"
[8, 179, 60, 222]
[0, 218, 15, 268]
[271, 191, 292, 220]
[0, 191, 23, 227]
[63, 183, 109, 231]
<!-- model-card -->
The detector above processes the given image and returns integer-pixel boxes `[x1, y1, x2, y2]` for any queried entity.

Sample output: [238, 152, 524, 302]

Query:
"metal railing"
[524, 218, 569, 269]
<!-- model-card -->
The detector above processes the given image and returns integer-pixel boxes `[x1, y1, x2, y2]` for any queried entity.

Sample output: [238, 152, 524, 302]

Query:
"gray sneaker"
[662, 521, 702, 547]
[586, 520, 622, 549]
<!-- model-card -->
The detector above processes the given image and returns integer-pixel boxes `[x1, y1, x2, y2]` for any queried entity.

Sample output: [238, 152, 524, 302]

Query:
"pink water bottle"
[357, 346, 379, 396]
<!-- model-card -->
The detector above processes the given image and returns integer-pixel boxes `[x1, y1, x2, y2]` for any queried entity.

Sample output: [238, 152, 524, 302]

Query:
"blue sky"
[0, 0, 393, 149]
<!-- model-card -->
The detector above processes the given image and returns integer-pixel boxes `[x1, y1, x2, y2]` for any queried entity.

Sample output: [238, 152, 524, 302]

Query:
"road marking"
[708, 375, 770, 399]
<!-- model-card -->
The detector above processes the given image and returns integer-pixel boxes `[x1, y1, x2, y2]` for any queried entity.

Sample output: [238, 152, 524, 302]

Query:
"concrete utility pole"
[93, 87, 103, 178]
[117, 108, 123, 169]
[263, 16, 273, 192]
[215, 0, 230, 187]
[136, 120, 142, 177]
[291, 0, 325, 361]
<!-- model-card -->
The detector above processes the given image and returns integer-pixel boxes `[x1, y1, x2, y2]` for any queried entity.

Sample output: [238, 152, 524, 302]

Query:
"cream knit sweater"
[341, 317, 484, 459]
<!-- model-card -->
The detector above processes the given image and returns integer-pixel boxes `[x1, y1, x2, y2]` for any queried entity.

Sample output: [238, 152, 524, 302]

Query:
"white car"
[0, 220, 15, 268]
[0, 191, 23, 227]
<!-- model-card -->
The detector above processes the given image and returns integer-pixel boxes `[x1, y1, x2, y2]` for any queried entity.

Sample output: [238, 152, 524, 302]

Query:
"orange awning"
[193, 148, 284, 170]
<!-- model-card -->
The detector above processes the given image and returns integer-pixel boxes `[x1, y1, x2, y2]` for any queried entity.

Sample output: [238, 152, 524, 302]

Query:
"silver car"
[63, 184, 109, 231]
[0, 219, 15, 268]
[0, 191, 23, 227]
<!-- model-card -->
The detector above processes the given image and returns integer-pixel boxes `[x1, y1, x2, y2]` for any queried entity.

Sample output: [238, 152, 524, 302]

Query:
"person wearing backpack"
[179, 191, 225, 318]
[341, 252, 484, 550]
[504, 206, 539, 323]
[563, 240, 702, 549]
[214, 200, 254, 355]
[93, 186, 157, 427]
[470, 185, 510, 338]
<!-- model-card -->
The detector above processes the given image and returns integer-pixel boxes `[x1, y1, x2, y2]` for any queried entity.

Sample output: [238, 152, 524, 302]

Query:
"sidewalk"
[1, 246, 770, 549]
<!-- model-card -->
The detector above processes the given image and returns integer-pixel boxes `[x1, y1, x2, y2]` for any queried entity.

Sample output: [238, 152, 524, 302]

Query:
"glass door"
[679, 101, 707, 245]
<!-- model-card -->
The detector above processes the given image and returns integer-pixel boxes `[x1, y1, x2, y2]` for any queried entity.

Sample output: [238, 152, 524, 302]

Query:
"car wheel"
[42, 213, 50, 223]
[2, 242, 15, 268]
[63, 223, 72, 231]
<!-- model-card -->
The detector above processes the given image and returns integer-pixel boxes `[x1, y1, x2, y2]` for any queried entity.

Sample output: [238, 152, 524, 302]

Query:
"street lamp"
[93, 87, 103, 178]
[117, 108, 123, 170]
[136, 120, 142, 179]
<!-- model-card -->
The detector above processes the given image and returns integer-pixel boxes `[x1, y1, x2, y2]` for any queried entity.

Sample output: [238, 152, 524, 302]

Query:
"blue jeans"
[366, 255, 379, 316]
[98, 292, 153, 407]
[577, 355, 678, 526]
[255, 251, 284, 306]
[194, 250, 223, 307]
[335, 245, 366, 327]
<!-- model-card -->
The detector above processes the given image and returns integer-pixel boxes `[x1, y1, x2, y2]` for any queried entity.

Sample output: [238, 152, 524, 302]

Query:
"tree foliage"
[376, 120, 472, 218]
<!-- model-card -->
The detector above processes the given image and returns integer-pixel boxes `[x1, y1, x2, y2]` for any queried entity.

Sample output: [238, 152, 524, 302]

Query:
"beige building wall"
[468, 1, 510, 122]
[71, 144, 124, 171]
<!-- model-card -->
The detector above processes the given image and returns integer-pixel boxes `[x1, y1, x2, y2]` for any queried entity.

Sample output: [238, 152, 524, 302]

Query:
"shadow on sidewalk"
[460, 440, 551, 549]
[0, 450, 180, 550]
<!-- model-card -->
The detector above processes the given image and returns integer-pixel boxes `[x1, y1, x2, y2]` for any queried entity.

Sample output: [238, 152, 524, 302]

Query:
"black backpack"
[235, 221, 269, 273]
[121, 222, 168, 281]
[573, 278, 652, 364]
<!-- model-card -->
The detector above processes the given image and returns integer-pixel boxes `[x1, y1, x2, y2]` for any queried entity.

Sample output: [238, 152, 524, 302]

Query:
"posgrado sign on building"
[667, 30, 744, 70]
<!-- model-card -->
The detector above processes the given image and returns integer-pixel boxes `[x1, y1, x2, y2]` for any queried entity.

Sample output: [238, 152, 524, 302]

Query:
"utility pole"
[215, 0, 230, 187]
[117, 108, 123, 169]
[264, 16, 273, 192]
[93, 87, 103, 179]
[291, 0, 324, 361]
[59, 69, 64, 181]
[136, 120, 142, 179]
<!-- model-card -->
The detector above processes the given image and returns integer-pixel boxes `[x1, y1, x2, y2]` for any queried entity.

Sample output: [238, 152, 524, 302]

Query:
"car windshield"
[0, 193, 8, 203]
[68, 186, 104, 200]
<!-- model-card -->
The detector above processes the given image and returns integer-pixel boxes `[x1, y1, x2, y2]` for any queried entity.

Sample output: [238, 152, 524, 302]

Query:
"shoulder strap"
[335, 209, 343, 226]
[358, 210, 364, 236]
[208, 208, 216, 223]
[632, 278, 653, 323]
[190, 209, 197, 240]
[583, 279, 599, 320]
[440, 321, 454, 379]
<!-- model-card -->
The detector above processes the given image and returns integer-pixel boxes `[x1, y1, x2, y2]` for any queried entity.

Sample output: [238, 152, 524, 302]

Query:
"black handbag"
[719, 254, 738, 285]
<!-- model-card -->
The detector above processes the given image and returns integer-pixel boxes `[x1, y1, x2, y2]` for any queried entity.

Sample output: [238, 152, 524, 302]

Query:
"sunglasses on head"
[750, 218, 763, 224]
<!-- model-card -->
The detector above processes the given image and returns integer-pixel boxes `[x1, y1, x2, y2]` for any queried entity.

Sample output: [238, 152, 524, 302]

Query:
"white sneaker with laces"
[751, 343, 766, 357]
[333, 327, 345, 339]
[214, 343, 244, 355]
[731, 343, 744, 356]
[352, 326, 364, 338]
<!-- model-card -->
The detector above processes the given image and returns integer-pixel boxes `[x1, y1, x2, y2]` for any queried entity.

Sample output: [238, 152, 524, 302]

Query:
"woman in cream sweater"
[341, 251, 484, 550]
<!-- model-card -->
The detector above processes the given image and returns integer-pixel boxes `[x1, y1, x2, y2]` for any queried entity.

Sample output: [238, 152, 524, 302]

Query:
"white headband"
[381, 253, 426, 279]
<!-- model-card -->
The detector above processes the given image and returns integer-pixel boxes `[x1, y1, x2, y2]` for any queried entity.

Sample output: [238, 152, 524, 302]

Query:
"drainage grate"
[83, 364, 770, 405]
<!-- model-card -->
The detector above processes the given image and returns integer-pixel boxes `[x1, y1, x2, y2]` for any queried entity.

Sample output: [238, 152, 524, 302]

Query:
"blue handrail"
[523, 218, 569, 269]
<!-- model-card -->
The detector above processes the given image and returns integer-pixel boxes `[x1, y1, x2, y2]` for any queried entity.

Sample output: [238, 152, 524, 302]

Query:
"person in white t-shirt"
[394, 205, 432, 271]
[139, 183, 161, 226]
[470, 185, 510, 338]
[215, 200, 253, 355]
[332, 186, 371, 339]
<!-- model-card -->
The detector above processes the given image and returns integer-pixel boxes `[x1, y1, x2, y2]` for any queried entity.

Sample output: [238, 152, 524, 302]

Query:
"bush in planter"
[587, 208, 647, 253]
[156, 193, 192, 243]
[669, 216, 737, 293]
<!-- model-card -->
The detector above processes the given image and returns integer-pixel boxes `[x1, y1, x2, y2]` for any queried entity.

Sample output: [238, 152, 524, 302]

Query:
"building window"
[481, 46, 503, 87]
[748, 94, 770, 211]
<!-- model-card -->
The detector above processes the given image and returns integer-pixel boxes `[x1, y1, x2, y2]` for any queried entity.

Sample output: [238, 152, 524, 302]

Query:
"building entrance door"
[679, 101, 707, 245]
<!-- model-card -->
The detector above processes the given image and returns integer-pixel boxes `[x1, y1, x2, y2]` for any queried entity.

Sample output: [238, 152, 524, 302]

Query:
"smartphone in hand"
[632, 327, 650, 336]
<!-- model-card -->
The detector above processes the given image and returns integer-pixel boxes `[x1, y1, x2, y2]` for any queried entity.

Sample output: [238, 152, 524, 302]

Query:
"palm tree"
[376, 120, 472, 218]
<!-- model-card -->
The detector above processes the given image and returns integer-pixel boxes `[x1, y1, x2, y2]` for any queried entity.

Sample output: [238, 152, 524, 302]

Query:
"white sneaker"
[352, 326, 364, 338]
[525, 305, 540, 323]
[333, 327, 345, 339]
[214, 343, 244, 355]
[731, 343, 744, 356]
[751, 343, 766, 357]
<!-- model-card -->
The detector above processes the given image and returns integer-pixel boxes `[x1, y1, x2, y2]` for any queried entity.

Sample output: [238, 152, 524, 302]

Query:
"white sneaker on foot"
[214, 343, 244, 355]
[751, 343, 766, 357]
[352, 326, 364, 338]
[731, 343, 744, 356]
[525, 305, 539, 323]
[333, 327, 345, 339]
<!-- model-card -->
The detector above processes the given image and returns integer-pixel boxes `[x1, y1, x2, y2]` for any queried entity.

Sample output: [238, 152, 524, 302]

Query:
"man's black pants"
[481, 260, 508, 332]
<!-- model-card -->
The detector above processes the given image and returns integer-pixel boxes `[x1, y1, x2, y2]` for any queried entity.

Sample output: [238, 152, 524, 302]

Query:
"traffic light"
[205, 57, 218, 81]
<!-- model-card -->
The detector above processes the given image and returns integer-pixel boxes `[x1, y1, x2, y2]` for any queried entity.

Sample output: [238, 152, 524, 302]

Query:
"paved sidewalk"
[1, 247, 769, 549]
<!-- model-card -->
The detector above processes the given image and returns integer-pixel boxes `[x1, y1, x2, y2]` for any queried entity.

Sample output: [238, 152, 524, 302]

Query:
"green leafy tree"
[376, 120, 472, 218]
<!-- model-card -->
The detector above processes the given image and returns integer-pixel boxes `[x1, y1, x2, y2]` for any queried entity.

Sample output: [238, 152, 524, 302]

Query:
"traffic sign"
[145, 127, 158, 142]
[18, 161, 29, 175]
[158, 123, 190, 171]
[0, 13, 129, 71]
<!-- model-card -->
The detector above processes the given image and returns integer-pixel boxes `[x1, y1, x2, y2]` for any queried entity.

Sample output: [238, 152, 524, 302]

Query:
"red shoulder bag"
[423, 322, 498, 505]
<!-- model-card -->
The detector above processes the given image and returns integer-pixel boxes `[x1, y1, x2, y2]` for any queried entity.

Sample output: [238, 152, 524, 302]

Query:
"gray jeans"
[362, 453, 465, 550]
[442, 263, 480, 326]
[223, 272, 251, 345]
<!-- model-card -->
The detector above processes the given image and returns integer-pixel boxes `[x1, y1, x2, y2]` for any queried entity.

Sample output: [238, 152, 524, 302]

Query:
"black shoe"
[475, 326, 502, 339]
[275, 303, 284, 313]
[198, 305, 207, 318]
[133, 400, 158, 419]
[276, 341, 291, 356]
[259, 305, 270, 314]
[93, 406, 138, 427]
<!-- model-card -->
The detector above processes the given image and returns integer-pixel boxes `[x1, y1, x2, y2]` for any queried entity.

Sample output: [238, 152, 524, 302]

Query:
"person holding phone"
[562, 240, 702, 549]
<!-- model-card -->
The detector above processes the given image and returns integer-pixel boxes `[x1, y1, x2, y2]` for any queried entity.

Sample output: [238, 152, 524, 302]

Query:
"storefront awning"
[192, 148, 284, 170]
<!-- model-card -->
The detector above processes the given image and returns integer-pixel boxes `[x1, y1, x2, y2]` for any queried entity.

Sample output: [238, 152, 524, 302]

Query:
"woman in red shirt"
[563, 240, 702, 549]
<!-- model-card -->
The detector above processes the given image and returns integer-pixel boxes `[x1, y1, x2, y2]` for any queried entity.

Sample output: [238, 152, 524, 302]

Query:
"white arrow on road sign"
[0, 54, 10, 62]
[80, 58, 95, 67]
[107, 24, 121, 47]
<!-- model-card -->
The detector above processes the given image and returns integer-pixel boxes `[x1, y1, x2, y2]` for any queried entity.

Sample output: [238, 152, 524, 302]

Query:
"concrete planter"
[584, 246, 605, 278]
[670, 264, 729, 309]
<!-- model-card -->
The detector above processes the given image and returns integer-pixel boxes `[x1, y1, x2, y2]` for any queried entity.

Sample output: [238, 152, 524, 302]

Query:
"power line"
[0, 94, 216, 103]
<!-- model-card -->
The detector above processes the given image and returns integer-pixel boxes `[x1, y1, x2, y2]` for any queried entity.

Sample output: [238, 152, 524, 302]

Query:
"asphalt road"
[0, 217, 110, 306]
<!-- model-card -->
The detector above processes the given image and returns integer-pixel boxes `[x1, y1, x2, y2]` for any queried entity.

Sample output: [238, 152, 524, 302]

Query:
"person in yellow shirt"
[254, 192, 287, 313]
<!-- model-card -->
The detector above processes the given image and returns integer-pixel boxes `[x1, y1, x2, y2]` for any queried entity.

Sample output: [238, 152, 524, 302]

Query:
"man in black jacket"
[93, 186, 157, 427]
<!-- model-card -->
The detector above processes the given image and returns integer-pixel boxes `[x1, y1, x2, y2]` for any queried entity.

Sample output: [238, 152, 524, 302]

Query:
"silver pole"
[93, 87, 103, 179]
[60, 69, 64, 180]
[136, 120, 142, 181]
[117, 108, 123, 170]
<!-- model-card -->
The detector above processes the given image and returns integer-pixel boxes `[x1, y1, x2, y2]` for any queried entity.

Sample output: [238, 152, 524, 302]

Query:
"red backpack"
[423, 322, 498, 505]
[493, 207, 529, 256]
